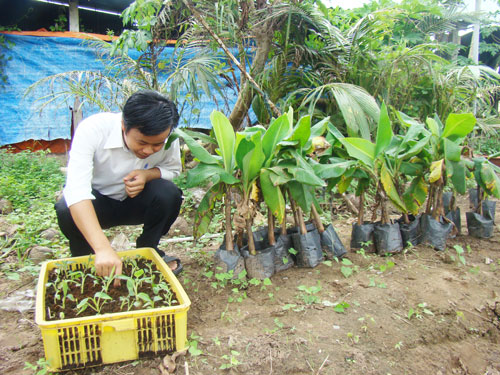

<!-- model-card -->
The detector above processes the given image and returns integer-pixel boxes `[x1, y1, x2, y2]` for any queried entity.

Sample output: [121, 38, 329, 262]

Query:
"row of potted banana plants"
[168, 104, 499, 279]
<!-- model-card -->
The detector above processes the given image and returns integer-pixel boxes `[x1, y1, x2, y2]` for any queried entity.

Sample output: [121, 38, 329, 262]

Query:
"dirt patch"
[0, 198, 499, 374]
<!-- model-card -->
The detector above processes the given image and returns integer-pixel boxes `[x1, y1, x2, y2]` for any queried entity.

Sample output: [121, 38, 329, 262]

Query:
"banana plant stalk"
[224, 188, 234, 251]
[311, 205, 325, 233]
[267, 208, 276, 246]
[358, 192, 365, 225]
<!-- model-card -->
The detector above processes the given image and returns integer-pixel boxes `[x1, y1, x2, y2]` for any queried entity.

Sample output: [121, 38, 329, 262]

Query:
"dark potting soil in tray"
[44, 257, 179, 321]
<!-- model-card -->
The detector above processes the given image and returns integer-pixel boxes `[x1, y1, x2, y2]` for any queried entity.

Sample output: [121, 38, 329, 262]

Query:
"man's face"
[122, 124, 172, 159]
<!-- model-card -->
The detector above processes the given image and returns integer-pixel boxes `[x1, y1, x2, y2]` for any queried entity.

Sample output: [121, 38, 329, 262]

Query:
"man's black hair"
[122, 90, 179, 136]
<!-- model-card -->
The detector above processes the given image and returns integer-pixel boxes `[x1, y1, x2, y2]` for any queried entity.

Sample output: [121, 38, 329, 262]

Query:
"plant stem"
[224, 187, 234, 251]
[297, 207, 307, 235]
[289, 194, 300, 229]
[311, 204, 324, 233]
[476, 185, 483, 215]
[246, 219, 256, 256]
[267, 208, 276, 246]
[281, 189, 287, 236]
[358, 192, 365, 225]
[426, 184, 434, 214]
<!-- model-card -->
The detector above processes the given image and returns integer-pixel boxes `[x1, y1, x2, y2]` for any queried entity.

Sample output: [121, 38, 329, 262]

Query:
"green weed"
[297, 281, 322, 304]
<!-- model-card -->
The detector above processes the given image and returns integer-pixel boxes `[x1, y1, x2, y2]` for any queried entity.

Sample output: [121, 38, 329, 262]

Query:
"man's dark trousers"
[55, 179, 183, 257]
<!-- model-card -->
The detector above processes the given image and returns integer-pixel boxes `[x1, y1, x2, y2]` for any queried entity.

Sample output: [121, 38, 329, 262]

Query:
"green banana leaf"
[260, 169, 286, 223]
[429, 159, 444, 183]
[374, 102, 393, 158]
[262, 112, 293, 166]
[268, 166, 292, 186]
[480, 161, 500, 198]
[442, 113, 476, 140]
[403, 177, 428, 215]
[446, 159, 467, 195]
[239, 132, 265, 193]
[210, 110, 235, 173]
[175, 128, 219, 165]
[289, 115, 311, 149]
[193, 184, 224, 240]
[339, 137, 376, 167]
[288, 180, 314, 213]
[313, 160, 357, 179]
[426, 118, 440, 137]
[380, 162, 407, 213]
[186, 163, 239, 188]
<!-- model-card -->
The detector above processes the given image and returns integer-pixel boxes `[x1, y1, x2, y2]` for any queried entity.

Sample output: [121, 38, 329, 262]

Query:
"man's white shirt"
[63, 112, 181, 207]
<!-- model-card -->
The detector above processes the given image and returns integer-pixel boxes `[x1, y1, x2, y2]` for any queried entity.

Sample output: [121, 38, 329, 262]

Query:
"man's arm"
[123, 167, 161, 198]
[69, 200, 122, 283]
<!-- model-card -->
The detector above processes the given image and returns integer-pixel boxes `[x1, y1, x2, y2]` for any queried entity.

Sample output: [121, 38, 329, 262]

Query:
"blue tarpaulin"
[0, 33, 251, 146]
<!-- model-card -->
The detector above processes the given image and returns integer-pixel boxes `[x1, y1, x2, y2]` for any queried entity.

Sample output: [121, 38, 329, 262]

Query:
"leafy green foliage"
[0, 151, 66, 263]
[0, 150, 65, 209]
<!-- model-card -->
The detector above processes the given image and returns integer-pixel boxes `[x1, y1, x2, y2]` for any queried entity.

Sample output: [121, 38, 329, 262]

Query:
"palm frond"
[289, 83, 379, 139]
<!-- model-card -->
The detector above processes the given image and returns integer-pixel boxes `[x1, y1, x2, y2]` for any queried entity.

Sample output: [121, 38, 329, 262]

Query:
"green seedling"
[356, 248, 369, 259]
[24, 358, 51, 375]
[340, 258, 358, 278]
[228, 287, 247, 303]
[220, 350, 241, 370]
[297, 281, 322, 304]
[333, 301, 350, 313]
[76, 291, 112, 315]
[378, 259, 395, 272]
[188, 332, 203, 357]
[453, 244, 466, 266]
[347, 332, 360, 344]
[408, 302, 434, 320]
[265, 318, 284, 334]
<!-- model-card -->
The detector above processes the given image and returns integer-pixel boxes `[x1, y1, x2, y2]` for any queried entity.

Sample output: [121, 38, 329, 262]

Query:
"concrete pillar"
[469, 0, 481, 64]
[69, 0, 79, 32]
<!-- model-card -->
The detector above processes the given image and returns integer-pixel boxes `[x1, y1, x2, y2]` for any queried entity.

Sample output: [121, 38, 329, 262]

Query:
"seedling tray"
[35, 248, 190, 372]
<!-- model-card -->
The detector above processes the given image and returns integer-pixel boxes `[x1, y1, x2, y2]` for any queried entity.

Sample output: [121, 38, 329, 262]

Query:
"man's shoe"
[162, 255, 183, 276]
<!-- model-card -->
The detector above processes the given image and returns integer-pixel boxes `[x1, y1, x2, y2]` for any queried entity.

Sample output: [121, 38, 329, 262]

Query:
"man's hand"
[124, 169, 148, 198]
[95, 247, 123, 287]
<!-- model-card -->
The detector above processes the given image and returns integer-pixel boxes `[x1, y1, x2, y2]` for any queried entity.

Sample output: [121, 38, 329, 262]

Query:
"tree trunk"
[182, 0, 279, 131]
[228, 36, 273, 130]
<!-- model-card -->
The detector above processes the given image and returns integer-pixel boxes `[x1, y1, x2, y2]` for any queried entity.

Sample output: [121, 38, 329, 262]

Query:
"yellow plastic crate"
[35, 248, 191, 372]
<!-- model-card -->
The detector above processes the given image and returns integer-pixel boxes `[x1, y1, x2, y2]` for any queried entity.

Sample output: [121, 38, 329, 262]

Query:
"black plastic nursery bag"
[373, 222, 403, 255]
[320, 224, 347, 259]
[350, 222, 375, 252]
[466, 212, 494, 239]
[420, 214, 453, 251]
[291, 229, 323, 268]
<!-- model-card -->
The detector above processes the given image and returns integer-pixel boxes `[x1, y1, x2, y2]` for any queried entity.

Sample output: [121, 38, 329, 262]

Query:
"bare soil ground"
[1, 196, 500, 375]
